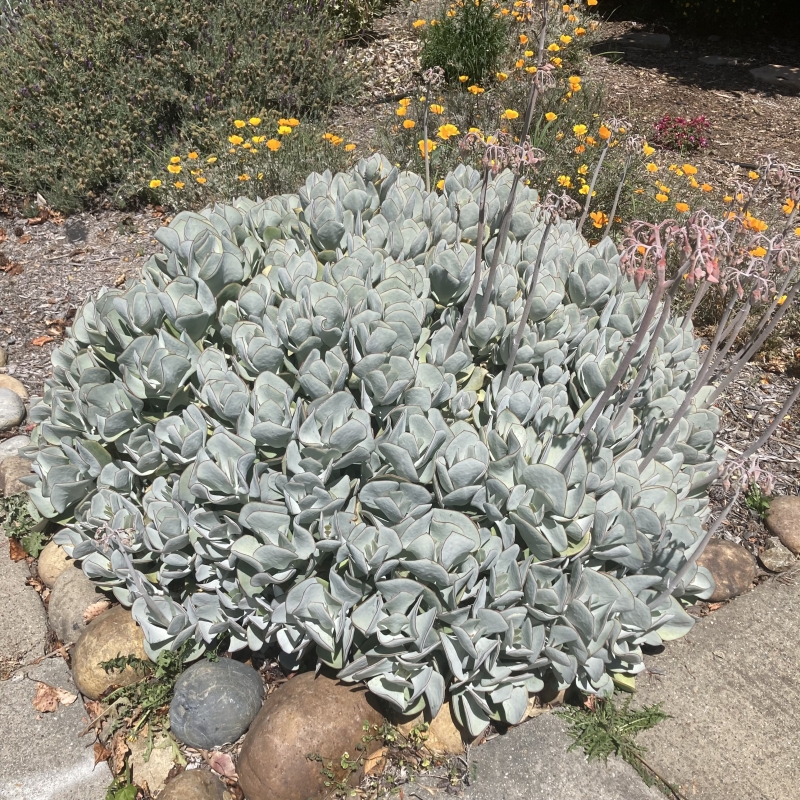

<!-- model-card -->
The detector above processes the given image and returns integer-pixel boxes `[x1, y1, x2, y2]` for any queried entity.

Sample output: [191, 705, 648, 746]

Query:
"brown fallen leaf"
[56, 687, 78, 705]
[8, 538, 27, 562]
[363, 746, 388, 776]
[93, 741, 111, 768]
[83, 599, 112, 623]
[32, 335, 55, 346]
[0, 228, 5, 242]
[110, 732, 130, 775]
[85, 699, 104, 720]
[32, 682, 60, 713]
[114, 272, 127, 287]
[206, 751, 237, 780]
[18, 234, 32, 244]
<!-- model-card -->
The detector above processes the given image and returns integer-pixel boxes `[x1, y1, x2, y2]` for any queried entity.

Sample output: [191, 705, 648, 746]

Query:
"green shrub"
[32, 154, 721, 735]
[420, 0, 509, 85]
[0, 0, 364, 210]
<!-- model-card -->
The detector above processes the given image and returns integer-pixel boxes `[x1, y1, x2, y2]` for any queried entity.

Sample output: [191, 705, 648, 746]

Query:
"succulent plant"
[28, 154, 723, 733]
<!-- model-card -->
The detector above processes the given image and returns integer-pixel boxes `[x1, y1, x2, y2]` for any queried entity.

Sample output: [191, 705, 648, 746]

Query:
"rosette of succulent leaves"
[26, 155, 724, 736]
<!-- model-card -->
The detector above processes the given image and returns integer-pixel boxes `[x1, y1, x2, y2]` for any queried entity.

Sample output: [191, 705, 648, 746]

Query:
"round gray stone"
[759, 537, 796, 573]
[47, 565, 103, 644]
[0, 388, 25, 431]
[0, 434, 31, 464]
[170, 659, 264, 749]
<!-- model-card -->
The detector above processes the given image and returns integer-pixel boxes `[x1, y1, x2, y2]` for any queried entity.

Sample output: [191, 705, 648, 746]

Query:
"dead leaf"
[18, 234, 31, 244]
[56, 687, 78, 705]
[83, 599, 112, 623]
[8, 538, 27, 561]
[32, 335, 55, 346]
[32, 682, 60, 713]
[93, 741, 111, 767]
[206, 751, 237, 780]
[85, 699, 104, 720]
[364, 746, 388, 776]
[110, 732, 130, 775]
[114, 272, 127, 287]
[0, 228, 5, 242]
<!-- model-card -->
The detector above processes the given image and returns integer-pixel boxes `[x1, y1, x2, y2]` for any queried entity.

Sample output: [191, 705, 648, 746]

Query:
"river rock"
[0, 434, 30, 464]
[0, 455, 32, 496]
[170, 658, 264, 749]
[160, 769, 231, 800]
[129, 735, 175, 796]
[759, 537, 797, 573]
[71, 605, 149, 700]
[238, 673, 385, 800]
[697, 539, 757, 602]
[765, 495, 800, 554]
[37, 540, 73, 588]
[0, 375, 29, 400]
[0, 388, 25, 431]
[750, 64, 800, 90]
[48, 565, 104, 644]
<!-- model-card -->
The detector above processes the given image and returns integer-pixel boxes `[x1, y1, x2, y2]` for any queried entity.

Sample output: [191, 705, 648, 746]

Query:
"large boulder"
[0, 387, 25, 431]
[697, 539, 757, 602]
[0, 455, 31, 496]
[37, 540, 73, 588]
[71, 605, 149, 700]
[170, 659, 264, 749]
[238, 673, 385, 800]
[159, 769, 231, 800]
[765, 495, 800, 555]
[47, 565, 104, 644]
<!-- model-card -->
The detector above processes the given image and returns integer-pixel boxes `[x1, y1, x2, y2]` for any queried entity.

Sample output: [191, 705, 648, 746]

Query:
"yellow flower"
[167, 164, 182, 174]
[749, 170, 759, 180]
[502, 109, 519, 120]
[418, 139, 437, 156]
[642, 143, 655, 156]
[496, 72, 508, 81]
[281, 117, 300, 127]
[524, 50, 534, 57]
[568, 76, 582, 89]
[526, 65, 538, 73]
[403, 119, 416, 129]
[701, 183, 713, 192]
[399, 98, 411, 107]
[430, 104, 444, 114]
[573, 124, 587, 136]
[459, 75, 469, 82]
[588, 0, 597, 5]
[556, 131, 564, 140]
[598, 124, 611, 140]
[574, 144, 585, 154]
[743, 213, 768, 232]
[190, 169, 200, 175]
[562, 4, 570, 11]
[252, 136, 265, 144]
[196, 176, 207, 185]
[655, 193, 669, 202]
[547, 43, 560, 51]
[688, 177, 700, 188]
[575, 26, 586, 35]
[229, 135, 244, 145]
[345, 143, 356, 152]
[557, 175, 573, 188]
[585, 136, 596, 146]
[266, 139, 281, 152]
[149, 179, 162, 189]
[560, 34, 572, 43]
[590, 211, 608, 228]
[437, 123, 460, 140]
[207, 156, 218, 164]
[174, 181, 185, 189]
[646, 163, 658, 173]
[551, 57, 563, 66]
[542, 112, 557, 123]
[750, 246, 767, 257]
[238, 174, 250, 181]
[185, 152, 198, 161]
[412, 19, 426, 28]
[777, 294, 788, 305]
[467, 85, 485, 95]
[579, 185, 593, 195]
[326, 134, 344, 146]
[783, 198, 796, 214]
[234, 120, 246, 128]
[248, 117, 262, 127]
[675, 202, 690, 213]
[515, 59, 525, 68]
[170, 156, 181, 164]
[519, 34, 529, 44]
[577, 164, 589, 175]
[683, 164, 698, 175]
[723, 195, 733, 203]
[396, 106, 407, 116]
[277, 125, 293, 135]
[796, 227, 800, 236]
[436, 179, 445, 190]
[243, 142, 252, 149]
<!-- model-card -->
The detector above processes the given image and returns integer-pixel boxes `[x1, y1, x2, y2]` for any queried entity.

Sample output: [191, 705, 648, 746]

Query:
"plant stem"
[578, 143, 609, 231]
[604, 155, 631, 240]
[740, 380, 800, 459]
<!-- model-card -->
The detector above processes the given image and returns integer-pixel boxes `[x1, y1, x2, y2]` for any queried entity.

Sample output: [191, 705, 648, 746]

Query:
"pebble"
[160, 769, 231, 800]
[0, 434, 31, 464]
[170, 658, 265, 750]
[699, 55, 739, 66]
[0, 374, 29, 400]
[37, 540, 73, 588]
[47, 565, 103, 644]
[238, 672, 385, 800]
[750, 64, 800, 90]
[0, 455, 33, 496]
[759, 537, 796, 573]
[765, 495, 800, 554]
[0, 387, 25, 431]
[697, 539, 757, 602]
[71, 605, 150, 700]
